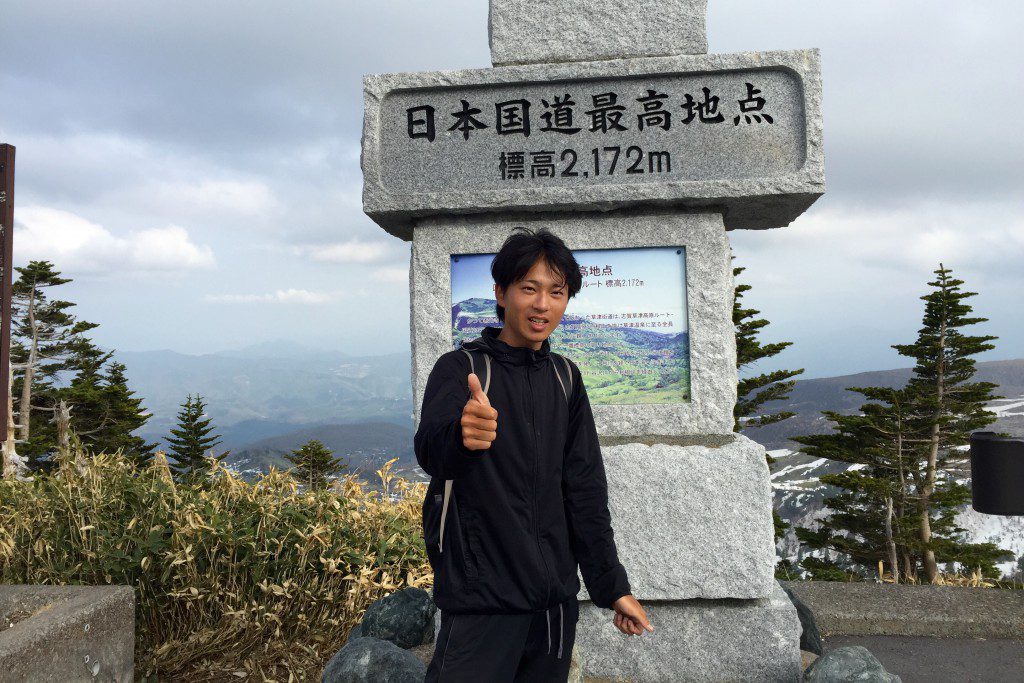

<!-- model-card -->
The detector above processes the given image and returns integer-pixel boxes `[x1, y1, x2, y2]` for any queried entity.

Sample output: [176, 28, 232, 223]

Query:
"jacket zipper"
[527, 363, 551, 607]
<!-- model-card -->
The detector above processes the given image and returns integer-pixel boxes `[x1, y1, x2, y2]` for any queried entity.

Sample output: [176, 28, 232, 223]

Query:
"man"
[416, 226, 652, 682]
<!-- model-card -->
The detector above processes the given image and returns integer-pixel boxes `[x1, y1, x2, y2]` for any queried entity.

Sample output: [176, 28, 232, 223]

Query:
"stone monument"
[361, 1, 823, 680]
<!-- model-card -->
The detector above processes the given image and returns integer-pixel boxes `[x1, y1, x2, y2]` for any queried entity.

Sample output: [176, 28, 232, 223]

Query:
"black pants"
[424, 595, 579, 682]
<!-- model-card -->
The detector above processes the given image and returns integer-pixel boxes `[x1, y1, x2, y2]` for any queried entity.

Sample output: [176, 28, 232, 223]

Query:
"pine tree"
[792, 265, 1008, 583]
[284, 439, 348, 491]
[165, 394, 229, 482]
[24, 332, 157, 472]
[56, 335, 114, 456]
[8, 260, 103, 472]
[733, 263, 804, 439]
[3, 260, 158, 475]
[892, 263, 1002, 583]
[732, 261, 803, 572]
[18, 332, 113, 469]
[15, 363, 62, 473]
[793, 387, 923, 582]
[94, 362, 158, 468]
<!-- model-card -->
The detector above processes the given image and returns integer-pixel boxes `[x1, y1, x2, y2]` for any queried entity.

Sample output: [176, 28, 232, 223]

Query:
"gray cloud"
[1, 0, 1020, 370]
[711, 1, 1024, 204]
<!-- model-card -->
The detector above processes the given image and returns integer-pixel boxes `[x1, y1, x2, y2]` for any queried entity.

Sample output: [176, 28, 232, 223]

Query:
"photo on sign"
[451, 246, 690, 405]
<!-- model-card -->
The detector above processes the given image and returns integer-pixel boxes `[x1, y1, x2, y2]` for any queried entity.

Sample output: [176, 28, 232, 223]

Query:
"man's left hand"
[611, 594, 654, 636]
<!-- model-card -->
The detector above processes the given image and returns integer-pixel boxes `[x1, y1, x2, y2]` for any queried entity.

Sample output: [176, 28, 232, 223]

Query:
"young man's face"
[495, 256, 570, 350]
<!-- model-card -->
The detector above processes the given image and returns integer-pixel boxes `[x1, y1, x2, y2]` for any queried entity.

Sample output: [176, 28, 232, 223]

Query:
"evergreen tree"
[793, 387, 923, 582]
[18, 323, 114, 470]
[15, 363, 62, 473]
[733, 263, 804, 439]
[792, 265, 1008, 583]
[57, 335, 114, 455]
[165, 394, 229, 481]
[26, 335, 157, 472]
[731, 261, 803, 574]
[8, 261, 102, 472]
[93, 361, 159, 467]
[3, 260, 157, 475]
[892, 263, 1002, 583]
[284, 439, 348, 491]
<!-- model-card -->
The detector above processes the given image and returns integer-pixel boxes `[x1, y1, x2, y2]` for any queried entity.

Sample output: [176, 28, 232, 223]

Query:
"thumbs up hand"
[462, 372, 498, 451]
[467, 372, 490, 407]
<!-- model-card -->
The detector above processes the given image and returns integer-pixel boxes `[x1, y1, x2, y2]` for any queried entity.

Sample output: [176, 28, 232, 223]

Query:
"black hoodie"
[414, 325, 631, 615]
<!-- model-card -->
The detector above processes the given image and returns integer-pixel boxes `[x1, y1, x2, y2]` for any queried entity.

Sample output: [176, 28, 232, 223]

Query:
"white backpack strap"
[483, 353, 491, 393]
[550, 353, 573, 406]
[460, 347, 491, 393]
[439, 479, 453, 553]
[441, 349, 491, 553]
[561, 355, 572, 397]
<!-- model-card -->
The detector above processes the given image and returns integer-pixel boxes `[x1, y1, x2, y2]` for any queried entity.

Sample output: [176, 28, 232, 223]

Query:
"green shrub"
[0, 447, 431, 680]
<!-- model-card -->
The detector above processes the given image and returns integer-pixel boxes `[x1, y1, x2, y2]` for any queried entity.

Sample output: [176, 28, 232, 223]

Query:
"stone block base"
[575, 582, 802, 682]
[580, 435, 778, 602]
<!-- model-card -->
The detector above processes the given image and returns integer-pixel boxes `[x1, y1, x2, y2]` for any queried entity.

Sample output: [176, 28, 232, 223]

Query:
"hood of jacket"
[460, 325, 551, 366]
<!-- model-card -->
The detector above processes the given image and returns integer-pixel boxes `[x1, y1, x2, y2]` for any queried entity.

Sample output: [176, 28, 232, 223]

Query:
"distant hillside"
[743, 358, 1024, 449]
[226, 420, 417, 484]
[100, 341, 1022, 574]
[109, 345, 413, 449]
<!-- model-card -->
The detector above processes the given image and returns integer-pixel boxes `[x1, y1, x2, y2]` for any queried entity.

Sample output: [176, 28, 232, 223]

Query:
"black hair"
[491, 226, 582, 323]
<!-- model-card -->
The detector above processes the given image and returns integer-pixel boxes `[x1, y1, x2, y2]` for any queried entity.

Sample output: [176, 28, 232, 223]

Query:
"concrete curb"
[780, 580, 1024, 640]
[0, 584, 135, 681]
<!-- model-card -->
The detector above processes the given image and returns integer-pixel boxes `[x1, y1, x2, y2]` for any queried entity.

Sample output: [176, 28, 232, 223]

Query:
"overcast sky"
[2, 1, 1021, 379]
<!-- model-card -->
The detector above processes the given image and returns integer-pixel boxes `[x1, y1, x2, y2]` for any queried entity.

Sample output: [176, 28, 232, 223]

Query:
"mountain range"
[107, 341, 1023, 578]
[742, 357, 1024, 449]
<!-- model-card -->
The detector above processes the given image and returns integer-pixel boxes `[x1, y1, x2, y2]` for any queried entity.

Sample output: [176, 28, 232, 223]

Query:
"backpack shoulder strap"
[549, 352, 573, 406]
[460, 347, 491, 394]
[439, 347, 491, 554]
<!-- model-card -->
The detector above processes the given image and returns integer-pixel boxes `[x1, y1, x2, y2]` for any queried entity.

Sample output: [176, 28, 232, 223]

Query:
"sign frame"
[450, 245, 694, 405]
[410, 209, 737, 437]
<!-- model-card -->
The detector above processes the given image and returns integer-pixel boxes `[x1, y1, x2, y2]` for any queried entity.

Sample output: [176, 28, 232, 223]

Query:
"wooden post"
[0, 145, 16, 477]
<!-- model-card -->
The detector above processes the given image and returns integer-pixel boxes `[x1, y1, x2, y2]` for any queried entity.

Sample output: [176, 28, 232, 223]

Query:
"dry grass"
[0, 447, 432, 681]
[874, 559, 1023, 589]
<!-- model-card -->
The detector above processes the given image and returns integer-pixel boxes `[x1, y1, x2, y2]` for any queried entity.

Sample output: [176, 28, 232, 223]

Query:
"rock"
[801, 650, 820, 672]
[409, 642, 435, 667]
[349, 586, 436, 649]
[322, 637, 426, 683]
[781, 583, 823, 655]
[803, 645, 901, 682]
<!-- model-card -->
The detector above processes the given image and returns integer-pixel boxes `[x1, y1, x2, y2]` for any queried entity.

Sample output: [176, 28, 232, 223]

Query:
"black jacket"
[414, 325, 631, 614]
